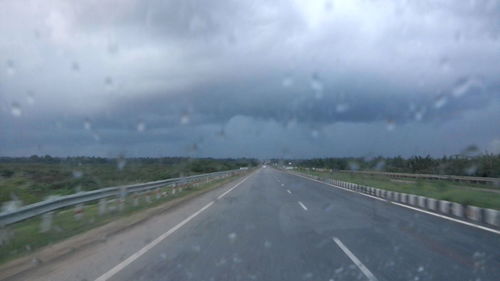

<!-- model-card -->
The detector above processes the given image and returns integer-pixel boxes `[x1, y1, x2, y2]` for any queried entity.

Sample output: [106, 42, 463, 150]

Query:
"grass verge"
[298, 169, 500, 210]
[0, 173, 245, 265]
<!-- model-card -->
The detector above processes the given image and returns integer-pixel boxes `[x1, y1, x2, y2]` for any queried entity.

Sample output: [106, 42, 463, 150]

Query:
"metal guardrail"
[0, 169, 242, 226]
[302, 168, 500, 185]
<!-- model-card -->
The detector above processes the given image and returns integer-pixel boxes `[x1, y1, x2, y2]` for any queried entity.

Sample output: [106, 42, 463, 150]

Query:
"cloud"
[1, 0, 499, 157]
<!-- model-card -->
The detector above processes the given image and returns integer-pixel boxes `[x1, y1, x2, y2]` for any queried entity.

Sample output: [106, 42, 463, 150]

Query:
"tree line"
[282, 154, 500, 178]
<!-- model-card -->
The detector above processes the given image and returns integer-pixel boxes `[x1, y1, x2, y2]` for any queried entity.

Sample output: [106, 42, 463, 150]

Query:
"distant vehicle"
[239, 167, 249, 170]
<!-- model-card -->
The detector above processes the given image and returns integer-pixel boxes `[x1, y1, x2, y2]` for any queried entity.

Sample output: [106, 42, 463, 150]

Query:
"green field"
[0, 173, 244, 265]
[298, 169, 500, 210]
[0, 157, 257, 205]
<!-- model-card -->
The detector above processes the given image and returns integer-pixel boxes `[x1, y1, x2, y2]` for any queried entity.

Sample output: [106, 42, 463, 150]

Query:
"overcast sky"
[1, 0, 499, 158]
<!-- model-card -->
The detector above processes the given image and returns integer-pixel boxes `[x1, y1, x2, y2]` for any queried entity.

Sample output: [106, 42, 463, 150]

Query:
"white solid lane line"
[287, 189, 292, 194]
[332, 237, 379, 281]
[217, 175, 250, 200]
[289, 172, 500, 235]
[298, 201, 308, 211]
[95, 201, 214, 281]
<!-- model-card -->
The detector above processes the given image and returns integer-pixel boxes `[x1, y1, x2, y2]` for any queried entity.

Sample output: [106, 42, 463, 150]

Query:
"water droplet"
[439, 57, 451, 72]
[311, 130, 319, 138]
[264, 240, 272, 248]
[107, 42, 119, 54]
[417, 266, 424, 272]
[228, 232, 237, 242]
[451, 77, 483, 98]
[137, 121, 146, 132]
[6, 59, 15, 75]
[92, 132, 101, 142]
[189, 16, 206, 33]
[26, 91, 35, 105]
[72, 170, 83, 179]
[386, 119, 396, 131]
[348, 161, 359, 171]
[488, 139, 500, 154]
[105, 76, 113, 86]
[374, 160, 386, 171]
[83, 119, 92, 130]
[180, 113, 190, 125]
[215, 258, 227, 266]
[71, 61, 80, 72]
[282, 76, 293, 87]
[324, 0, 333, 11]
[117, 156, 127, 171]
[461, 145, 479, 156]
[310, 73, 324, 99]
[335, 103, 349, 113]
[414, 107, 426, 121]
[433, 95, 447, 109]
[302, 272, 313, 280]
[464, 165, 477, 176]
[10, 102, 22, 117]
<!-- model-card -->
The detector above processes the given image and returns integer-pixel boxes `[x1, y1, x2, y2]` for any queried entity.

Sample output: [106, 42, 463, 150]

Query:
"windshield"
[0, 1, 499, 281]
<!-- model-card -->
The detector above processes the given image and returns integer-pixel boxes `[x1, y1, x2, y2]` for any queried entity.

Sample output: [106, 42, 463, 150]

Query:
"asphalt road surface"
[11, 167, 500, 281]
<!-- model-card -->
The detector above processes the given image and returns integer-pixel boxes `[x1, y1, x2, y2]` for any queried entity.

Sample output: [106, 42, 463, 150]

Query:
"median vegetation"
[299, 169, 500, 210]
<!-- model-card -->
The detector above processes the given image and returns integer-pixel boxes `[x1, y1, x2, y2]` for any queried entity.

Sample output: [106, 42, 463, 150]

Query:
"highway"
[8, 167, 500, 281]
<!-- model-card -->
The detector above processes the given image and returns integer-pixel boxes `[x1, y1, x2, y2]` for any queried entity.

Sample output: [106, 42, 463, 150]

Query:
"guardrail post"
[439, 200, 451, 214]
[133, 193, 139, 206]
[40, 211, 53, 232]
[484, 209, 500, 226]
[466, 206, 481, 222]
[427, 198, 437, 211]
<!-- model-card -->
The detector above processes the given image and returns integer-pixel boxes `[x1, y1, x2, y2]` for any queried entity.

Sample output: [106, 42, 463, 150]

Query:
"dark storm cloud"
[1, 0, 499, 157]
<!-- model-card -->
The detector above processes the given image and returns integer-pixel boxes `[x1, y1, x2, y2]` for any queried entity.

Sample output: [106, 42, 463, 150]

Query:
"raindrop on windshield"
[117, 156, 127, 171]
[83, 118, 92, 130]
[72, 170, 83, 179]
[311, 129, 319, 138]
[348, 161, 359, 171]
[433, 95, 447, 109]
[6, 59, 15, 75]
[282, 76, 293, 87]
[414, 107, 426, 121]
[92, 132, 101, 142]
[180, 113, 190, 125]
[464, 165, 478, 176]
[228, 232, 237, 243]
[26, 91, 35, 105]
[461, 144, 480, 156]
[451, 77, 483, 98]
[10, 102, 22, 117]
[386, 119, 396, 131]
[105, 76, 113, 89]
[108, 42, 119, 54]
[324, 0, 333, 11]
[438, 57, 450, 72]
[137, 121, 146, 132]
[336, 103, 349, 113]
[71, 61, 80, 72]
[310, 73, 324, 99]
